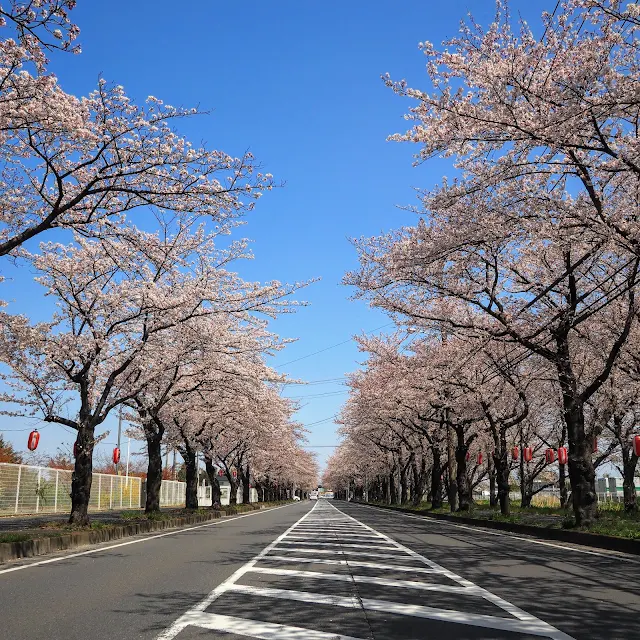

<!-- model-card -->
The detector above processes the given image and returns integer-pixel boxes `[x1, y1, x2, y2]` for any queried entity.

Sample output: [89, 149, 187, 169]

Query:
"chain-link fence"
[0, 462, 143, 515]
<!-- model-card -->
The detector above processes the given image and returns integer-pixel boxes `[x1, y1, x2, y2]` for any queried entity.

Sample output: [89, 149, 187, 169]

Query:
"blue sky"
[1, 0, 544, 473]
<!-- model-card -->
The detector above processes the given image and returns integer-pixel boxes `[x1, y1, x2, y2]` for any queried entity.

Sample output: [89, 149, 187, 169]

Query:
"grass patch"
[368, 499, 640, 539]
[0, 532, 34, 543]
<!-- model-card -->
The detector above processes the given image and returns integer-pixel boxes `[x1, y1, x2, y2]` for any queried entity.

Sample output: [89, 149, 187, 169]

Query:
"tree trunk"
[204, 458, 222, 509]
[455, 429, 470, 512]
[495, 450, 510, 516]
[183, 446, 198, 509]
[229, 474, 238, 505]
[431, 449, 443, 509]
[400, 463, 409, 504]
[559, 462, 569, 509]
[488, 453, 497, 508]
[242, 462, 251, 504]
[69, 426, 95, 525]
[411, 457, 424, 506]
[145, 429, 163, 513]
[446, 419, 458, 512]
[554, 334, 597, 526]
[389, 470, 398, 505]
[623, 451, 639, 513]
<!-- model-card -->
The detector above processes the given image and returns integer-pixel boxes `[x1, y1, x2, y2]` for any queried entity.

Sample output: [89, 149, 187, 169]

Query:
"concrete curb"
[0, 502, 290, 565]
[358, 502, 640, 556]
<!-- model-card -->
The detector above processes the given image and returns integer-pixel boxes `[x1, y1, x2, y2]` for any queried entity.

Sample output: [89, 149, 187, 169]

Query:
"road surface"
[1, 500, 639, 639]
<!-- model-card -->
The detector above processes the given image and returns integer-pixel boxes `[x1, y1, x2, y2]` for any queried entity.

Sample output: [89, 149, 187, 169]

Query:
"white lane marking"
[263, 555, 444, 574]
[177, 612, 366, 640]
[269, 547, 417, 561]
[354, 503, 640, 563]
[227, 584, 566, 639]
[276, 540, 396, 550]
[330, 502, 574, 640]
[247, 566, 473, 595]
[157, 502, 318, 640]
[285, 534, 383, 541]
[228, 583, 361, 608]
[289, 531, 384, 539]
[0, 503, 297, 577]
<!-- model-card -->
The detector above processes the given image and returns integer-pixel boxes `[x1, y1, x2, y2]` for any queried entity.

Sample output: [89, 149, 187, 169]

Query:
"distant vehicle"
[293, 495, 300, 501]
[309, 491, 319, 500]
[319, 491, 334, 499]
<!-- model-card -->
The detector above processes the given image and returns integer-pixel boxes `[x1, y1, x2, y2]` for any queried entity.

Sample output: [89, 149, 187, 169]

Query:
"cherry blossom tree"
[0, 222, 304, 523]
[349, 0, 640, 525]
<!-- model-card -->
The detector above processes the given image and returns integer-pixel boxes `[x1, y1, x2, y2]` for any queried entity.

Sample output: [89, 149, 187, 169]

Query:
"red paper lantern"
[523, 447, 533, 462]
[73, 442, 78, 458]
[633, 436, 640, 458]
[592, 437, 598, 453]
[232, 470, 237, 478]
[112, 447, 120, 465]
[27, 430, 40, 451]
[477, 452, 483, 465]
[545, 448, 555, 464]
[217, 469, 225, 477]
[557, 447, 568, 465]
[512, 446, 519, 461]
[465, 451, 470, 462]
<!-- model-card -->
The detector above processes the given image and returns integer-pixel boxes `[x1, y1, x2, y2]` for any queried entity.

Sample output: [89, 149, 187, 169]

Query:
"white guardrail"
[0, 462, 186, 515]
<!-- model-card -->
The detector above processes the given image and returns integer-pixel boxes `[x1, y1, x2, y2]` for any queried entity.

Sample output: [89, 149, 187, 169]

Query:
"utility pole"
[116, 407, 122, 476]
[125, 437, 130, 478]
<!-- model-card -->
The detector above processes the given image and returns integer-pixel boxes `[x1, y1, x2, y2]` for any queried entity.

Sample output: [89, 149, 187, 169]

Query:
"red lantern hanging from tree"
[73, 442, 78, 458]
[557, 447, 568, 465]
[112, 447, 120, 465]
[465, 451, 470, 462]
[217, 469, 225, 477]
[633, 436, 640, 458]
[512, 446, 519, 461]
[592, 437, 598, 453]
[545, 448, 555, 464]
[477, 452, 483, 465]
[523, 447, 533, 462]
[27, 430, 40, 451]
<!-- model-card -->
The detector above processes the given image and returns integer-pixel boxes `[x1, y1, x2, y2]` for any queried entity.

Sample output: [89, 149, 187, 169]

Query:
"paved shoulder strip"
[158, 500, 575, 640]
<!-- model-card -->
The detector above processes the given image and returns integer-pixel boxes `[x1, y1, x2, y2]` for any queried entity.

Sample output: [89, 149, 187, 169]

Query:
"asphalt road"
[1, 500, 639, 639]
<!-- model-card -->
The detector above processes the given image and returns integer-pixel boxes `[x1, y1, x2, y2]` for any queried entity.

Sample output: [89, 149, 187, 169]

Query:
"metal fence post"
[129, 478, 132, 508]
[97, 474, 102, 510]
[120, 477, 123, 509]
[110, 475, 113, 509]
[54, 470, 59, 512]
[14, 465, 22, 514]
[35, 467, 41, 513]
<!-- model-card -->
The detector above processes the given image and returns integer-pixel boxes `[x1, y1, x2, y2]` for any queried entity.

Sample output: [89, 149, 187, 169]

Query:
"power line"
[286, 390, 349, 399]
[276, 322, 395, 368]
[304, 414, 339, 427]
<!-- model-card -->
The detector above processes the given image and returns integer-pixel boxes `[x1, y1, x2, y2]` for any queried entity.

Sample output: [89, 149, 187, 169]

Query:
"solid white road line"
[0, 503, 298, 577]
[354, 502, 640, 563]
[176, 612, 366, 640]
[247, 566, 473, 595]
